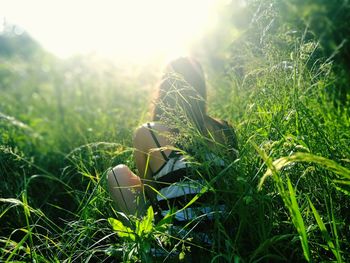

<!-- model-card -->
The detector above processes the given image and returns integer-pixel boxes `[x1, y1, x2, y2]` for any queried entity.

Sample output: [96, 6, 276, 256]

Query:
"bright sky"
[0, 0, 226, 63]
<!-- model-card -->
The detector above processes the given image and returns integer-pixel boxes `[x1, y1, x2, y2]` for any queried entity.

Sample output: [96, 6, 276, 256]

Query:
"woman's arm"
[209, 118, 239, 158]
[221, 120, 238, 152]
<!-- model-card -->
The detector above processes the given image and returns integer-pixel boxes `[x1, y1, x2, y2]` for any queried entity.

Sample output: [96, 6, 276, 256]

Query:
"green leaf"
[108, 218, 135, 241]
[179, 251, 185, 261]
[156, 210, 173, 227]
[137, 206, 154, 236]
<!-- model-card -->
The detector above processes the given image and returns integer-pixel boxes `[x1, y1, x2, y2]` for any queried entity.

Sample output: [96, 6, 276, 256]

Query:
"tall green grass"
[1, 1, 350, 262]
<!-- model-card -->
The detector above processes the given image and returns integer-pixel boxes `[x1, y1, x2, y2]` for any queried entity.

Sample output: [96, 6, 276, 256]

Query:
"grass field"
[1, 1, 350, 262]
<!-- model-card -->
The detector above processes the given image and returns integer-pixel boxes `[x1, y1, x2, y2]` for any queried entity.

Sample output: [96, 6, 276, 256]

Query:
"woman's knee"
[107, 164, 143, 214]
[108, 164, 131, 186]
[107, 164, 142, 192]
[110, 164, 130, 176]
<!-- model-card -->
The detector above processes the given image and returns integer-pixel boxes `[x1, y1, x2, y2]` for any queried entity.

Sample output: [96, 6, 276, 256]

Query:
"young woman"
[107, 57, 238, 224]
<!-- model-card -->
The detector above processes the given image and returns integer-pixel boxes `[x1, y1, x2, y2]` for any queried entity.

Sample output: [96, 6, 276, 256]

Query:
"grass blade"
[308, 197, 342, 262]
[287, 178, 311, 262]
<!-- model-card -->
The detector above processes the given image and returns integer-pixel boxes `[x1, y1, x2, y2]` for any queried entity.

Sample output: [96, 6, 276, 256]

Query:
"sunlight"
[1, 0, 222, 63]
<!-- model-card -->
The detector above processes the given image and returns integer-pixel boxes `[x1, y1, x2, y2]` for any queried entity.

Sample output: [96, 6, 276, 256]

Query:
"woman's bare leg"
[107, 164, 144, 215]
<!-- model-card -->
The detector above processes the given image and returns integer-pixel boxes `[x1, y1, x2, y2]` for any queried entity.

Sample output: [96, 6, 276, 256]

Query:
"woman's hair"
[152, 57, 238, 153]
[152, 57, 207, 131]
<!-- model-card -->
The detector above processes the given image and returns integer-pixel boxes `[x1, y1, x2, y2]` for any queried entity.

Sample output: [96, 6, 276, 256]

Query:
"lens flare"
[0, 0, 221, 64]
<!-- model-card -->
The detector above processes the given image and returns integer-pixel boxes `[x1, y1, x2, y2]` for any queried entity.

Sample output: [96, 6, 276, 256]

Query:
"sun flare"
[1, 0, 221, 63]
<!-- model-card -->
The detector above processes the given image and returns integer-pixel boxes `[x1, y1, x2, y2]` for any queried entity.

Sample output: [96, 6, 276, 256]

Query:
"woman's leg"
[107, 164, 144, 215]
